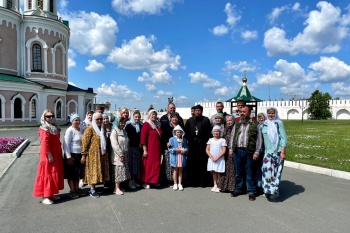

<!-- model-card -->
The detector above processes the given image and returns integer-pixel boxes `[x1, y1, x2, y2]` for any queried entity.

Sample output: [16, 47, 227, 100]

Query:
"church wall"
[0, 20, 17, 74]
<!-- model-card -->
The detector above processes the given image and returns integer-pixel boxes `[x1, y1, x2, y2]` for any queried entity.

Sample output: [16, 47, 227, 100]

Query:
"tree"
[307, 90, 332, 120]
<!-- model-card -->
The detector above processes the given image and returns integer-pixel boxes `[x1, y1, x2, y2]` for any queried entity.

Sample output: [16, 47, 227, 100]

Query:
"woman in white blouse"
[63, 113, 83, 199]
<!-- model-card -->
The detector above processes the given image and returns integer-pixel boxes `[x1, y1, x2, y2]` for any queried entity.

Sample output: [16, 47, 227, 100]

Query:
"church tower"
[0, 0, 20, 12]
[0, 0, 95, 126]
[24, 0, 58, 19]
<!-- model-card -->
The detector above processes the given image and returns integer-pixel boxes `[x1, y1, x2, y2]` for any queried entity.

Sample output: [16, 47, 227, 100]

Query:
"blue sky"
[56, 0, 350, 111]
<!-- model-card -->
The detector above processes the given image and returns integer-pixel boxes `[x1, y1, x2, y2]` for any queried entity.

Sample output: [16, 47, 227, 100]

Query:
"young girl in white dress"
[206, 125, 227, 192]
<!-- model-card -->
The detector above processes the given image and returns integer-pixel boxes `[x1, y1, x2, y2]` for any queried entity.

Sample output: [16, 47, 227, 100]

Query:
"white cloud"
[225, 3, 241, 28]
[241, 30, 258, 42]
[264, 1, 350, 56]
[211, 3, 240, 36]
[108, 35, 180, 84]
[157, 90, 173, 96]
[211, 24, 229, 36]
[62, 11, 118, 56]
[59, 0, 68, 11]
[96, 82, 142, 100]
[112, 0, 181, 15]
[256, 59, 321, 98]
[280, 84, 315, 97]
[224, 61, 257, 73]
[332, 82, 350, 96]
[85, 60, 105, 72]
[138, 71, 173, 84]
[292, 3, 300, 11]
[145, 84, 157, 91]
[309, 56, 350, 82]
[189, 72, 221, 88]
[68, 49, 76, 68]
[215, 86, 230, 96]
[175, 95, 188, 104]
[268, 5, 288, 24]
[257, 59, 307, 86]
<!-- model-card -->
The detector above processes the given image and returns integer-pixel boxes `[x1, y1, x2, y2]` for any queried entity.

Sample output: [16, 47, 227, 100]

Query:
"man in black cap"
[185, 104, 212, 187]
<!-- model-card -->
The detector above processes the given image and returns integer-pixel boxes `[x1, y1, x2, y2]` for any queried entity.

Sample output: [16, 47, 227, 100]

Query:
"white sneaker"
[42, 198, 53, 205]
[178, 184, 184, 191]
[173, 184, 178, 190]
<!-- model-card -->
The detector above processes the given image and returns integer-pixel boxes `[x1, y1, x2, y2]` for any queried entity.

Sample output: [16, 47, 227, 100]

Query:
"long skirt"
[129, 147, 142, 176]
[218, 155, 235, 192]
[261, 152, 284, 195]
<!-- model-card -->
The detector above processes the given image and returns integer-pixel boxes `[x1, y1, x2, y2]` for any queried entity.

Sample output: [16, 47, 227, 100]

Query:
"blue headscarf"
[130, 110, 142, 133]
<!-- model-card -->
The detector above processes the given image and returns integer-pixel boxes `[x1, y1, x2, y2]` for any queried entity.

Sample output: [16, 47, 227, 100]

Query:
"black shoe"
[249, 194, 256, 201]
[231, 191, 241, 197]
[265, 194, 271, 199]
[89, 190, 100, 198]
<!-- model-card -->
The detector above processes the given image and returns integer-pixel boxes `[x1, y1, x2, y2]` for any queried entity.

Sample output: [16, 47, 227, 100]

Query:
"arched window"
[56, 101, 62, 119]
[32, 44, 42, 71]
[38, 0, 43, 9]
[50, 0, 54, 12]
[31, 99, 36, 118]
[14, 98, 22, 119]
[7, 0, 12, 9]
[87, 102, 92, 111]
[28, 0, 32, 9]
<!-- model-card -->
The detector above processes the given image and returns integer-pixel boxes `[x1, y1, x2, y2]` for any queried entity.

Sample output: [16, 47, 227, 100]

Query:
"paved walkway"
[1, 127, 350, 233]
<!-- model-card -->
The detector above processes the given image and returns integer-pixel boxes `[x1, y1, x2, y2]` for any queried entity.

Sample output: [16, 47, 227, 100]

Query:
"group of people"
[206, 101, 288, 201]
[32, 101, 287, 204]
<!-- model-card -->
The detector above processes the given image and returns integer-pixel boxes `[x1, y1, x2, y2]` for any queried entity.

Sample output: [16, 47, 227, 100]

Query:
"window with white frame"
[31, 99, 36, 118]
[56, 101, 62, 119]
[32, 44, 42, 72]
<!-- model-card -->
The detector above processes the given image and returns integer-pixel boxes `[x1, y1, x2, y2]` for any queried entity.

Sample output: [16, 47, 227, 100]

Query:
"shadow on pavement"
[270, 180, 305, 202]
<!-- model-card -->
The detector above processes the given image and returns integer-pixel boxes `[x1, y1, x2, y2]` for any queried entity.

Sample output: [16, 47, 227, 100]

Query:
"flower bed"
[0, 137, 25, 153]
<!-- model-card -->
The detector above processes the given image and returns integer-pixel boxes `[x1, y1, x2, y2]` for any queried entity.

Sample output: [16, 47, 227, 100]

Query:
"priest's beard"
[240, 115, 249, 123]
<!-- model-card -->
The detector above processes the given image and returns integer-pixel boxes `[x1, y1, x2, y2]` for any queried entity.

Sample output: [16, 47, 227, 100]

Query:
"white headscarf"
[147, 109, 160, 129]
[92, 113, 106, 155]
[130, 109, 142, 133]
[212, 125, 221, 134]
[84, 112, 92, 127]
[39, 110, 61, 135]
[266, 107, 282, 150]
[172, 125, 185, 137]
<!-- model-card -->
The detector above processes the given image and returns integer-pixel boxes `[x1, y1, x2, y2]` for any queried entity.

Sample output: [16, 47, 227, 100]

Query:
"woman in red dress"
[33, 109, 64, 204]
[140, 109, 162, 189]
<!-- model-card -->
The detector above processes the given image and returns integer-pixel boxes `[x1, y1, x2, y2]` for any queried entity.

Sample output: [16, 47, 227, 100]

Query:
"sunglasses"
[45, 115, 54, 119]
[95, 118, 103, 121]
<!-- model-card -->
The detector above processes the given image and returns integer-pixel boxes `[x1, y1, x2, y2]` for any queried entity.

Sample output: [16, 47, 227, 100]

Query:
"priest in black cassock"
[185, 104, 212, 187]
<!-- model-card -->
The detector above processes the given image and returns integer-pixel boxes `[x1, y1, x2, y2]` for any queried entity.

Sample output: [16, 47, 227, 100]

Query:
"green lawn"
[284, 120, 350, 172]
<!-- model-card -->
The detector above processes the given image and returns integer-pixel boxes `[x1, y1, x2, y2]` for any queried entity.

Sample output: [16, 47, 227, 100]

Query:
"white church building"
[0, 0, 95, 127]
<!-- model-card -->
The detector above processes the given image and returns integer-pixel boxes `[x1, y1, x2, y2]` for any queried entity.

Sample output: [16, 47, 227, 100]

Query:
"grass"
[284, 120, 350, 172]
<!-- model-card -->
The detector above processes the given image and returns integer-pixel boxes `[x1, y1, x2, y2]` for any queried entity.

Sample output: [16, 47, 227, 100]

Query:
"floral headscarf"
[39, 109, 61, 135]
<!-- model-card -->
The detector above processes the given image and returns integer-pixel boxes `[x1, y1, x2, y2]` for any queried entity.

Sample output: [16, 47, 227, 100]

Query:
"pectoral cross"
[195, 126, 198, 136]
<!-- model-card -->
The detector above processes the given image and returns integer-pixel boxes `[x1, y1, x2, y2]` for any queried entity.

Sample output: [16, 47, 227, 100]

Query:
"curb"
[0, 139, 30, 181]
[284, 161, 350, 181]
